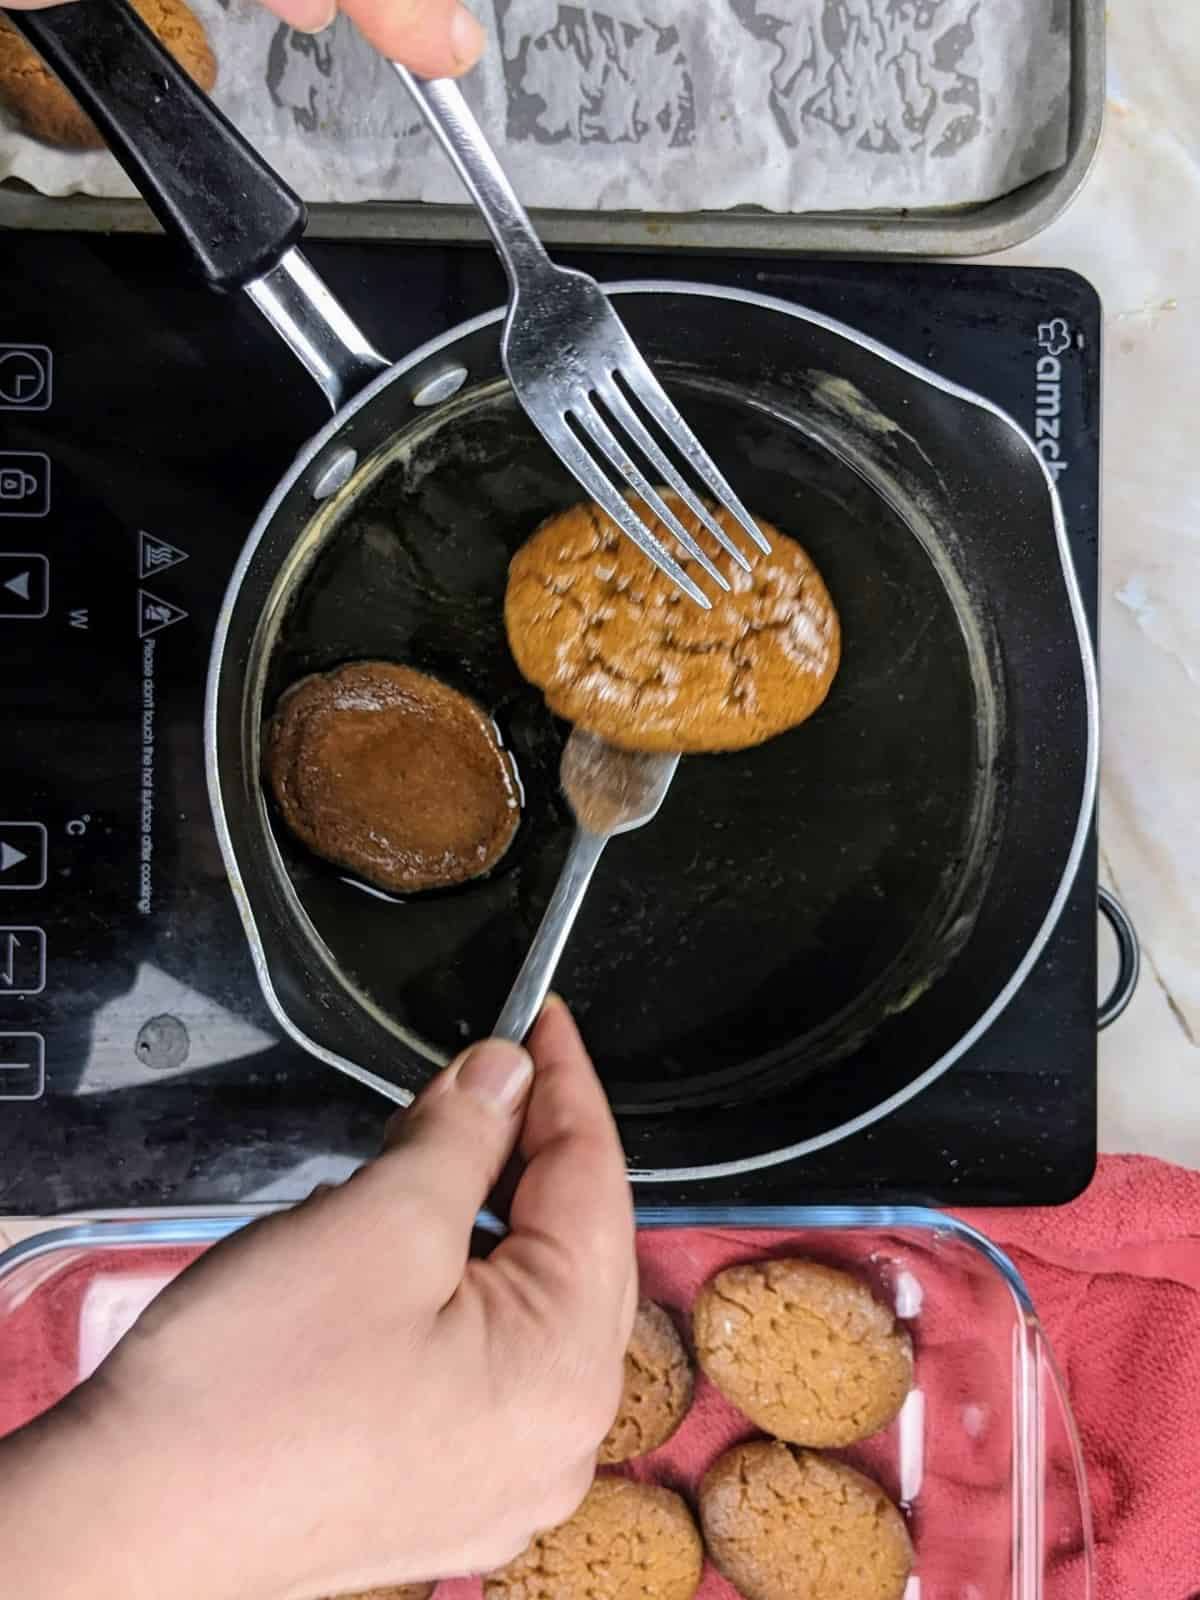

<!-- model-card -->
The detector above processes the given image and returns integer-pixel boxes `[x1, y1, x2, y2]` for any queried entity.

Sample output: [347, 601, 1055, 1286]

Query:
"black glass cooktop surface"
[0, 236, 1099, 1212]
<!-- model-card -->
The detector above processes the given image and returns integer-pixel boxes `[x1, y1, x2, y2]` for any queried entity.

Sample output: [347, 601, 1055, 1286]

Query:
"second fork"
[394, 67, 771, 608]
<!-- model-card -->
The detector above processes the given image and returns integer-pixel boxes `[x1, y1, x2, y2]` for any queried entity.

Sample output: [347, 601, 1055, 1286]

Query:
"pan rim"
[204, 279, 1098, 1180]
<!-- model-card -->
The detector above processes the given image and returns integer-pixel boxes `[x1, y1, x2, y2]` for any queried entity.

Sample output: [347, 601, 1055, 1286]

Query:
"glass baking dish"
[0, 1208, 1093, 1600]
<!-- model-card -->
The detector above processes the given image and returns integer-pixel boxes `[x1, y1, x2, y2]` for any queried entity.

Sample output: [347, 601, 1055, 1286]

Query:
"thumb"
[366, 1040, 533, 1296]
[500, 999, 634, 1308]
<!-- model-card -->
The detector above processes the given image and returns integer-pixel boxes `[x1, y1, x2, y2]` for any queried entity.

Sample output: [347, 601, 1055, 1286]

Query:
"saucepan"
[10, 0, 1136, 1181]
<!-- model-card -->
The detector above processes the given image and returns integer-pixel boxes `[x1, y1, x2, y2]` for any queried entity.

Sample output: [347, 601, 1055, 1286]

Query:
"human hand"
[0, 999, 636, 1600]
[2, 0, 487, 79]
[259, 0, 486, 74]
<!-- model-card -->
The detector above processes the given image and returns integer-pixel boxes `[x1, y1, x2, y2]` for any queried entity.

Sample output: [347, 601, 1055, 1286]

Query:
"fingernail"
[450, 3, 486, 69]
[456, 1040, 533, 1111]
[294, 0, 337, 32]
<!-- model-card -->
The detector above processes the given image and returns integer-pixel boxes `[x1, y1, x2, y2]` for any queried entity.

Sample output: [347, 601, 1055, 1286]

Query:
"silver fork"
[494, 728, 679, 1042]
[394, 68, 770, 609]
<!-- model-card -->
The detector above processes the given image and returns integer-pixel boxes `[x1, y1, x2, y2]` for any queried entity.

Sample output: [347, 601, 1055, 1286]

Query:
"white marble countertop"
[1000, 0, 1200, 1173]
[1, 0, 1196, 1253]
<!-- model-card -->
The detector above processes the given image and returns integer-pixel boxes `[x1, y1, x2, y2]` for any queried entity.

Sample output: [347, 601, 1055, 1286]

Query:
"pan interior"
[261, 371, 1001, 1113]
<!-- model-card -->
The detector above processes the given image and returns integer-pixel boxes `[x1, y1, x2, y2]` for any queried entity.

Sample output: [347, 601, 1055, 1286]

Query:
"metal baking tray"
[0, 0, 1102, 255]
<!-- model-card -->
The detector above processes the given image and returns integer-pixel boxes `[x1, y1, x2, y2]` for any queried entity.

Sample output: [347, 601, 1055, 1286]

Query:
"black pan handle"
[1098, 887, 1139, 1030]
[6, 0, 306, 291]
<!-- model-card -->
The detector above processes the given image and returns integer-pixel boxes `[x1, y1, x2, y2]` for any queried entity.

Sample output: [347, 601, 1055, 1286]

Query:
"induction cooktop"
[0, 236, 1100, 1213]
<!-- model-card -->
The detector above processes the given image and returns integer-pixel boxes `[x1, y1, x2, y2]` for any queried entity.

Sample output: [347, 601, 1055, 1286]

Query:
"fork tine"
[615, 352, 772, 557]
[543, 422, 712, 609]
[598, 375, 753, 573]
[572, 402, 731, 594]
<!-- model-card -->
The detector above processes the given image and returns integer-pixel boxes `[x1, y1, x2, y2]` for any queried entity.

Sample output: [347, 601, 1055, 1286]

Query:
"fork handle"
[494, 829, 608, 1043]
[392, 67, 551, 293]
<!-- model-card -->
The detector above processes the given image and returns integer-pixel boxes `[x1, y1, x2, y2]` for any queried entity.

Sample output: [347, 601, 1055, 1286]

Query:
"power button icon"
[0, 345, 52, 412]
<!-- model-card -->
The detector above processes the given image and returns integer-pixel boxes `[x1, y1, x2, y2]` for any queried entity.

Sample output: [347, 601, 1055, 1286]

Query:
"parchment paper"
[0, 0, 1072, 214]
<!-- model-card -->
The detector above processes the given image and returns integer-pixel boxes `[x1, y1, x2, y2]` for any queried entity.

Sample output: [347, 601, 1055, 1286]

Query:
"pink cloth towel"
[958, 1155, 1200, 1599]
[1, 1155, 1197, 1598]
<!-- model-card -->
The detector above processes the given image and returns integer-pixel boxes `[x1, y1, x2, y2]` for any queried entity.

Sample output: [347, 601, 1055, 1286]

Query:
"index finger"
[497, 998, 635, 1308]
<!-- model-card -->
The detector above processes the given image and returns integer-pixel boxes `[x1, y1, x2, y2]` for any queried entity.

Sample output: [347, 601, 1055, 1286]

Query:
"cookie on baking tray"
[485, 1476, 703, 1600]
[325, 1587, 436, 1600]
[599, 1298, 694, 1464]
[0, 0, 215, 150]
[693, 1256, 913, 1446]
[700, 1440, 912, 1600]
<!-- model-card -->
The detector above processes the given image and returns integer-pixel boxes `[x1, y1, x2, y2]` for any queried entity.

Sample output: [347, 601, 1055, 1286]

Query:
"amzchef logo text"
[1034, 319, 1072, 482]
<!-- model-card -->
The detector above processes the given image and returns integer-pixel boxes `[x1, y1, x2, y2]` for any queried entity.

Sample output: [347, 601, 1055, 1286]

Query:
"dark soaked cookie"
[266, 660, 520, 894]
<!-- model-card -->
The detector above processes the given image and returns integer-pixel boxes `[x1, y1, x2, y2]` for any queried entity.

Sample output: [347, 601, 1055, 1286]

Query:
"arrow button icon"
[0, 553, 48, 618]
[0, 842, 27, 872]
[0, 824, 46, 890]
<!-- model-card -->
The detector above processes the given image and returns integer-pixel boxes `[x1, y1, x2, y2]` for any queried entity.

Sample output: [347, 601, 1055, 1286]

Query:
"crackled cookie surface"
[504, 494, 839, 753]
[700, 1441, 912, 1600]
[693, 1258, 912, 1447]
[599, 1299, 693, 1464]
[324, 1586, 436, 1600]
[484, 1477, 702, 1600]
